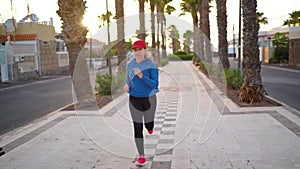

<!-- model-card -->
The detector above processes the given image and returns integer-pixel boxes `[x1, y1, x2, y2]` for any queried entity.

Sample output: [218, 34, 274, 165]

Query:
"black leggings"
[129, 95, 157, 155]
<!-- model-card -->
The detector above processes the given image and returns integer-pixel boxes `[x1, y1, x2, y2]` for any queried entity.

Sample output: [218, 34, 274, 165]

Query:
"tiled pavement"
[0, 61, 300, 169]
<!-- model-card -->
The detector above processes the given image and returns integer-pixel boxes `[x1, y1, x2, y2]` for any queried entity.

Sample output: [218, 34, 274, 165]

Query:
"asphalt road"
[0, 76, 73, 135]
[0, 66, 117, 135]
[261, 65, 300, 111]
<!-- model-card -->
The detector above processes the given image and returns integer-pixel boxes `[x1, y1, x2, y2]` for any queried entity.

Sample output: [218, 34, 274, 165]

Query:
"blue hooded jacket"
[125, 57, 159, 97]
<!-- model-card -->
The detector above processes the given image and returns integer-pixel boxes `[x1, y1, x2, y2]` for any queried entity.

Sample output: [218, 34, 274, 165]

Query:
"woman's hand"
[123, 84, 129, 92]
[133, 68, 143, 78]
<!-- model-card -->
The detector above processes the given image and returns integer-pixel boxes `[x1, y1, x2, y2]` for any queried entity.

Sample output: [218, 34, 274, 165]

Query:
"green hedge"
[167, 53, 194, 61]
[174, 51, 187, 55]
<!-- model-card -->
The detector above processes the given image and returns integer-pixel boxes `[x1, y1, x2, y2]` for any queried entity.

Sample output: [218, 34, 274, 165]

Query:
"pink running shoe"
[136, 155, 146, 165]
[148, 129, 153, 134]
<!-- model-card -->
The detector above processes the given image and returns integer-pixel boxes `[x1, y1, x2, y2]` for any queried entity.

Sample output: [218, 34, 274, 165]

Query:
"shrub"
[200, 61, 206, 70]
[179, 54, 194, 60]
[174, 51, 187, 56]
[161, 58, 169, 66]
[206, 63, 218, 77]
[272, 47, 289, 63]
[168, 53, 194, 61]
[95, 72, 126, 95]
[167, 54, 181, 61]
[192, 56, 199, 63]
[95, 74, 112, 95]
[269, 57, 279, 64]
[224, 68, 243, 89]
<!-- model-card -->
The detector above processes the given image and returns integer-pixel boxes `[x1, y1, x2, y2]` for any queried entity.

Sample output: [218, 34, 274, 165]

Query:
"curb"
[262, 64, 300, 73]
[265, 95, 300, 116]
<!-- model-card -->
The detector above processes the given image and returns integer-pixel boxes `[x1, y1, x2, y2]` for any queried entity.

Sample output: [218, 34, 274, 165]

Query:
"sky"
[1, 0, 300, 49]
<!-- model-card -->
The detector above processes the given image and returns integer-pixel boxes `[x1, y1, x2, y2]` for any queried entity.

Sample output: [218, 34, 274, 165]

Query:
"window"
[14, 56, 25, 62]
[42, 41, 51, 45]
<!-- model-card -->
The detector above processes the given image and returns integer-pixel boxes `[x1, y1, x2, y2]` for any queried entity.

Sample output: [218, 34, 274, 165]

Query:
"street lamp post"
[233, 25, 236, 60]
[106, 0, 112, 75]
[89, 30, 92, 68]
[238, 0, 242, 73]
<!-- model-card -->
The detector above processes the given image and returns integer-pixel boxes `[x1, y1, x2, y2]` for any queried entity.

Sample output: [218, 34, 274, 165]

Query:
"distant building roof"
[258, 27, 289, 38]
[0, 34, 37, 42]
[87, 38, 105, 44]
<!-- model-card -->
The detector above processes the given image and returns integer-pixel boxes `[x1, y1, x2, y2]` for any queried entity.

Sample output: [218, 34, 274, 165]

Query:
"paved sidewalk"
[0, 61, 300, 169]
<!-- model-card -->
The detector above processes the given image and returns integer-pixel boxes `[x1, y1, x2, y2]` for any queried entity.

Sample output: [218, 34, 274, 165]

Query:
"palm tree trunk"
[161, 15, 167, 59]
[138, 0, 146, 41]
[240, 0, 265, 103]
[57, 0, 94, 108]
[150, 2, 156, 59]
[216, 0, 229, 69]
[156, 6, 161, 66]
[72, 46, 95, 106]
[172, 38, 176, 53]
[200, 0, 210, 40]
[115, 0, 126, 72]
[192, 12, 201, 60]
[200, 0, 212, 63]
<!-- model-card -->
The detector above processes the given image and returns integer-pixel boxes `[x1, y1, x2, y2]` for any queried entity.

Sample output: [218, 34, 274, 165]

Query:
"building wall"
[0, 24, 5, 34]
[39, 40, 59, 75]
[289, 39, 300, 66]
[289, 27, 300, 66]
[0, 22, 55, 41]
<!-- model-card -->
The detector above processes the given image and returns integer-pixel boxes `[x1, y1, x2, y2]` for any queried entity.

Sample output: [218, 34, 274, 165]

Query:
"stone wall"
[289, 38, 300, 66]
[289, 27, 300, 66]
[39, 40, 59, 75]
[12, 63, 39, 81]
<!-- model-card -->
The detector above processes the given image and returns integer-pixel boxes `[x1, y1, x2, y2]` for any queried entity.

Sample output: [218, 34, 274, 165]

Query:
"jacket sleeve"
[140, 67, 159, 89]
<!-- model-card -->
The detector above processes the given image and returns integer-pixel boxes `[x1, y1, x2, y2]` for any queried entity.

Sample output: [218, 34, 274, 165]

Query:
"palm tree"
[57, 0, 94, 107]
[98, 11, 113, 28]
[165, 4, 176, 14]
[183, 30, 193, 54]
[200, 0, 210, 40]
[180, 0, 200, 59]
[98, 11, 114, 70]
[283, 19, 292, 27]
[115, 0, 126, 72]
[283, 10, 300, 27]
[199, 0, 212, 63]
[168, 24, 180, 53]
[150, 0, 156, 58]
[161, 0, 175, 59]
[155, 0, 174, 62]
[240, 0, 265, 103]
[156, 2, 162, 66]
[256, 12, 268, 28]
[216, 0, 229, 68]
[138, 0, 146, 41]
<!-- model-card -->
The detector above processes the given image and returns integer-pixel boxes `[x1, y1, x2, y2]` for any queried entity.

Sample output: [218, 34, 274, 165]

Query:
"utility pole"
[89, 30, 92, 68]
[238, 0, 242, 73]
[106, 0, 112, 75]
[233, 25, 236, 60]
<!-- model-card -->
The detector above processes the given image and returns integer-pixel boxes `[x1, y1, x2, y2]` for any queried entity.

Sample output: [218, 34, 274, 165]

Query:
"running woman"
[123, 39, 159, 165]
